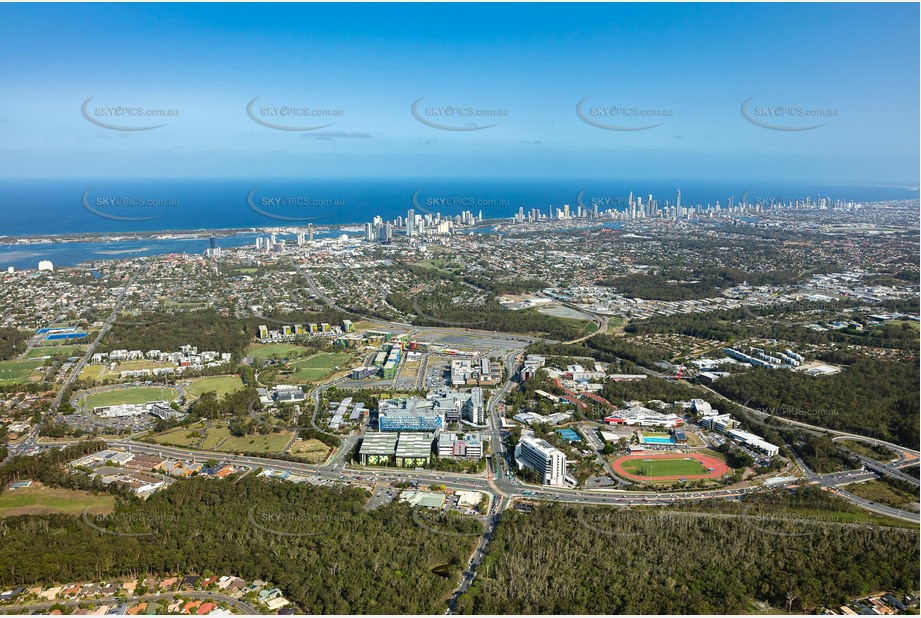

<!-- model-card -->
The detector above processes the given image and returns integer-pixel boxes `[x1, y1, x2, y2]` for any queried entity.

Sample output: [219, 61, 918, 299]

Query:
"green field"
[200, 426, 233, 450]
[24, 344, 86, 359]
[149, 424, 207, 448]
[0, 359, 44, 382]
[247, 343, 312, 359]
[214, 432, 293, 454]
[187, 375, 245, 398]
[289, 438, 333, 463]
[286, 352, 352, 381]
[621, 457, 708, 477]
[0, 486, 114, 518]
[415, 258, 461, 274]
[78, 365, 105, 381]
[82, 386, 176, 408]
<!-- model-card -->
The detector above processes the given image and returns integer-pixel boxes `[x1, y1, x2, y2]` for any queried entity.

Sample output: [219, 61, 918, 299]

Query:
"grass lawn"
[0, 359, 45, 382]
[187, 375, 244, 398]
[621, 457, 708, 477]
[247, 343, 311, 359]
[0, 486, 114, 518]
[78, 364, 106, 381]
[416, 258, 460, 274]
[848, 479, 920, 512]
[214, 432, 294, 454]
[684, 431, 707, 447]
[200, 426, 233, 450]
[24, 344, 86, 359]
[82, 386, 176, 408]
[286, 352, 352, 381]
[289, 438, 333, 463]
[149, 424, 207, 448]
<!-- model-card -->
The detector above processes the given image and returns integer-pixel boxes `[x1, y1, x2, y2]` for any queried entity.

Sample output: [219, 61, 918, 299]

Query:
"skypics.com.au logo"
[246, 189, 341, 222]
[81, 97, 178, 131]
[411, 97, 507, 131]
[411, 504, 486, 538]
[82, 509, 181, 537]
[246, 96, 344, 131]
[740, 97, 837, 131]
[248, 507, 354, 538]
[411, 293, 505, 328]
[82, 189, 180, 222]
[576, 97, 672, 131]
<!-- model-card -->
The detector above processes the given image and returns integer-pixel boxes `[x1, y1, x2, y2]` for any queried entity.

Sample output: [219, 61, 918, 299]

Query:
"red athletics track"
[611, 453, 730, 481]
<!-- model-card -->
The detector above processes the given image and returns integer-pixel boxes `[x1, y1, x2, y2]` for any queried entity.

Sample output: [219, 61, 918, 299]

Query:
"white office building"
[463, 387, 485, 425]
[514, 435, 571, 486]
[726, 428, 780, 457]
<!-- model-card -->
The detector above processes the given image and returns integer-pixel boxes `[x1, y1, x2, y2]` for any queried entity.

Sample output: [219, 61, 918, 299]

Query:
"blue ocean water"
[0, 178, 916, 270]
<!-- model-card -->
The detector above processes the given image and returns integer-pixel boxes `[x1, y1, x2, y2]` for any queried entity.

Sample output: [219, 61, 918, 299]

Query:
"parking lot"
[364, 484, 398, 510]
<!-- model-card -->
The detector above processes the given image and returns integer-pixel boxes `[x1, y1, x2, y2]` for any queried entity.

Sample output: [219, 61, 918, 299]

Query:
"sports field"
[286, 352, 352, 381]
[187, 375, 244, 398]
[0, 359, 44, 382]
[82, 386, 176, 408]
[24, 344, 86, 359]
[613, 453, 730, 481]
[0, 486, 115, 518]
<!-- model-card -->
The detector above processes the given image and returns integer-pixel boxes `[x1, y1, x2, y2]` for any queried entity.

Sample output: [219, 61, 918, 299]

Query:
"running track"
[612, 453, 730, 481]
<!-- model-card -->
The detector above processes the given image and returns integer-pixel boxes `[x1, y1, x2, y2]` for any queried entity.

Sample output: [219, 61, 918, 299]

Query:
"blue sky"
[0, 3, 917, 183]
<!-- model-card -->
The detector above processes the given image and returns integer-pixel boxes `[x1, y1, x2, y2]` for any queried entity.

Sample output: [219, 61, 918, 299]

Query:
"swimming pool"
[641, 436, 676, 445]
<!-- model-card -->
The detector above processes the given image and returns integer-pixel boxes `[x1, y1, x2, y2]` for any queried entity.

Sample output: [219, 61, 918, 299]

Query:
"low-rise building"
[395, 433, 433, 467]
[726, 428, 780, 457]
[358, 432, 399, 465]
[437, 433, 483, 459]
[603, 406, 683, 428]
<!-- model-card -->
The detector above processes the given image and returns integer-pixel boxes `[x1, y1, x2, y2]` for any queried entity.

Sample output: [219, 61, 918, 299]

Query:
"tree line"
[0, 475, 480, 614]
[457, 489, 919, 614]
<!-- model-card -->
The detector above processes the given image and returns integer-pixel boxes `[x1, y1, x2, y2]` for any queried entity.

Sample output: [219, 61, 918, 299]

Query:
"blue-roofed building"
[378, 398, 444, 432]
[36, 326, 75, 334]
[46, 331, 88, 340]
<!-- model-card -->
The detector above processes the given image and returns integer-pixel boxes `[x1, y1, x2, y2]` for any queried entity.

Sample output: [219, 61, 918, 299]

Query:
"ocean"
[0, 178, 916, 271]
